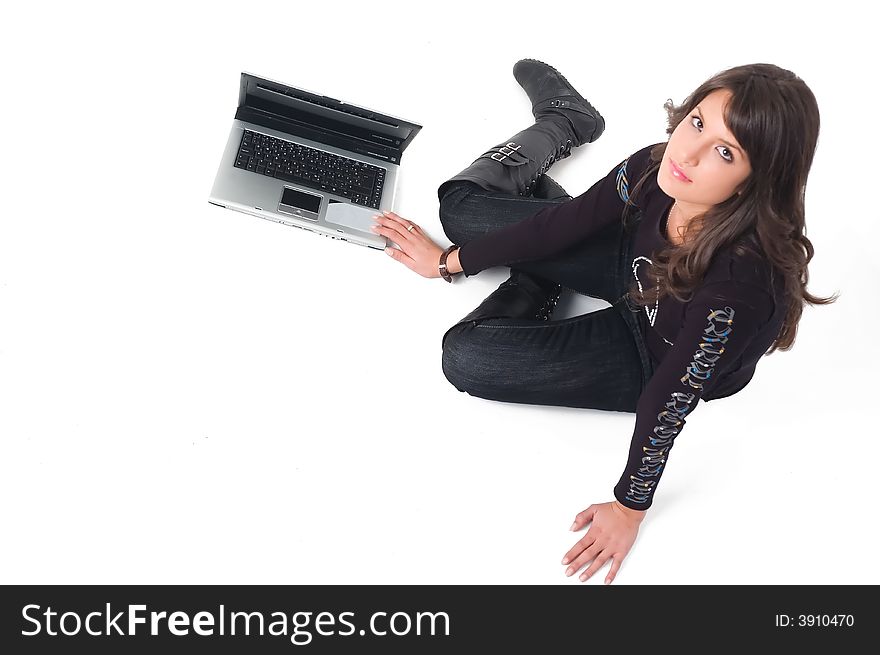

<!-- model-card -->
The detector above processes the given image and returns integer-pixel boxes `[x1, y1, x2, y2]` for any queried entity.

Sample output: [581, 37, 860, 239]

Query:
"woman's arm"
[614, 281, 775, 510]
[562, 282, 774, 583]
[373, 144, 659, 280]
[456, 144, 658, 276]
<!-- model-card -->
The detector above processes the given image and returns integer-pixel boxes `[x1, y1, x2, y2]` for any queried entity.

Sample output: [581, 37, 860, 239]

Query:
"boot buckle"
[490, 141, 522, 161]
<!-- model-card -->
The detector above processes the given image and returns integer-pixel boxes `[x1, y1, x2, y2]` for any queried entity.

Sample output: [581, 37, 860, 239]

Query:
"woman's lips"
[669, 159, 692, 183]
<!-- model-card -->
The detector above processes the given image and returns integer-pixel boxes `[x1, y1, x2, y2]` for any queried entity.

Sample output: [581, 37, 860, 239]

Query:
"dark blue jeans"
[438, 180, 656, 413]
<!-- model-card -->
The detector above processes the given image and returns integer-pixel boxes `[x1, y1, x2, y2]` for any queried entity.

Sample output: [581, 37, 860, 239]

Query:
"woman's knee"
[438, 182, 477, 244]
[441, 322, 478, 393]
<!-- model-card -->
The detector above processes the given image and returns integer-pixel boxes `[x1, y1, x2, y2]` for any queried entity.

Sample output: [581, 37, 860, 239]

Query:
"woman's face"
[657, 88, 752, 212]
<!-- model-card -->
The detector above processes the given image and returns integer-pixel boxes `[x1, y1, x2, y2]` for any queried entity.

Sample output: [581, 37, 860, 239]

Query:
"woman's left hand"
[370, 211, 445, 279]
[561, 501, 647, 584]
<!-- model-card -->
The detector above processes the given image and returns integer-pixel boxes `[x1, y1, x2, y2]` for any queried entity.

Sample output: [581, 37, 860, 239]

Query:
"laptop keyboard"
[234, 130, 386, 209]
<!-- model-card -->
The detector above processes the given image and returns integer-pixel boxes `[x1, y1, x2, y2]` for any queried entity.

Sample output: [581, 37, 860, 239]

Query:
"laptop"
[209, 72, 422, 249]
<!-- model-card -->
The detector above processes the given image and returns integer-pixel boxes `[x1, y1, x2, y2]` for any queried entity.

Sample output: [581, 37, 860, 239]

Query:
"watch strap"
[439, 244, 460, 283]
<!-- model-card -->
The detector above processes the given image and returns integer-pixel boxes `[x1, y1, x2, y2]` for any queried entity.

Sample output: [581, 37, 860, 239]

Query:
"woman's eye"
[690, 116, 734, 162]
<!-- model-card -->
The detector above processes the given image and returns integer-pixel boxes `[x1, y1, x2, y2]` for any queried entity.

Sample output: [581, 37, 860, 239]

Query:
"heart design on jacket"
[631, 256, 659, 327]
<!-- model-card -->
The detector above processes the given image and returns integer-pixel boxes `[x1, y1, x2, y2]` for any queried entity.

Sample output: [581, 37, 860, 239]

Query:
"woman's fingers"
[604, 556, 622, 585]
[374, 211, 418, 244]
[370, 223, 401, 249]
[384, 244, 417, 270]
[384, 210, 419, 232]
[570, 505, 597, 531]
[578, 553, 612, 582]
[371, 220, 410, 247]
[562, 535, 598, 575]
[561, 502, 639, 584]
[561, 535, 592, 565]
[370, 211, 444, 279]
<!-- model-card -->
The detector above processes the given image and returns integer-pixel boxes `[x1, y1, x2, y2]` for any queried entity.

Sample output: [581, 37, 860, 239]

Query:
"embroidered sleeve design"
[616, 157, 630, 203]
[679, 307, 734, 390]
[623, 306, 735, 506]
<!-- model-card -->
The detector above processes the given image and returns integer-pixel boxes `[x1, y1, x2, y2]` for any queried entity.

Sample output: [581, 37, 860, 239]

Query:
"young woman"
[369, 59, 833, 584]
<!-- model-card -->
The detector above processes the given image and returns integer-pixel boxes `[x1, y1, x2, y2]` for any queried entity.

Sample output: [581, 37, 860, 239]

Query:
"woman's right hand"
[561, 501, 646, 584]
[370, 211, 460, 279]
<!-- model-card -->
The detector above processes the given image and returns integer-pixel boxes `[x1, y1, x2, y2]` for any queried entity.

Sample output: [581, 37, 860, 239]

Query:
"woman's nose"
[677, 152, 700, 172]
[677, 147, 697, 167]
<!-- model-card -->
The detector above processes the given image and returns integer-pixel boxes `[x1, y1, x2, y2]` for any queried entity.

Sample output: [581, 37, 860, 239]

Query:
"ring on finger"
[406, 223, 416, 232]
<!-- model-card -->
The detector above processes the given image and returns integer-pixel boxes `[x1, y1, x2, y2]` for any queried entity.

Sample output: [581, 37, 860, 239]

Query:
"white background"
[1, 0, 876, 585]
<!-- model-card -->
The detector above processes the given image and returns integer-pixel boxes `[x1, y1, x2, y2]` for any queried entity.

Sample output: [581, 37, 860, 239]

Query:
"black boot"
[437, 118, 578, 201]
[533, 173, 571, 200]
[438, 59, 604, 202]
[441, 269, 563, 349]
[513, 59, 606, 144]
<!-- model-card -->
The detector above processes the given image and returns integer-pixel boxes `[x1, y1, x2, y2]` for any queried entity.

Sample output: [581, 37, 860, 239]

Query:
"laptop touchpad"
[324, 200, 379, 233]
[278, 187, 321, 221]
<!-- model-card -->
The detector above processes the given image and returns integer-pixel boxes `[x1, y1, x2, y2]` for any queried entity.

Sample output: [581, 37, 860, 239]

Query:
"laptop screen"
[235, 73, 422, 165]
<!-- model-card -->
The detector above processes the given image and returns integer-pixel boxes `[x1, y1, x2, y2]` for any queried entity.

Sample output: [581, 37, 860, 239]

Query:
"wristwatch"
[439, 244, 460, 283]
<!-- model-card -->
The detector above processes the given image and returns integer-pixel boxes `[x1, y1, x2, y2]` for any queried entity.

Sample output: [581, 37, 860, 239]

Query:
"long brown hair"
[622, 63, 837, 354]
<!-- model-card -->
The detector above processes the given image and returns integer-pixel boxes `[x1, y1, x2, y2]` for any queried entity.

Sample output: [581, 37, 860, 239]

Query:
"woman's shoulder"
[703, 238, 784, 302]
[619, 142, 664, 176]
[615, 142, 664, 204]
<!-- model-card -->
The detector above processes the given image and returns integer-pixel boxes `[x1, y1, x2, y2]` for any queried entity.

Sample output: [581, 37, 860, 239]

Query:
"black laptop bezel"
[234, 72, 422, 165]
